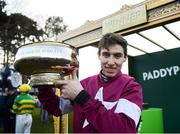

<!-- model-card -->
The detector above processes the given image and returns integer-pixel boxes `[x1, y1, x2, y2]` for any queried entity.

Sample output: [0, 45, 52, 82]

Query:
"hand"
[54, 68, 83, 100]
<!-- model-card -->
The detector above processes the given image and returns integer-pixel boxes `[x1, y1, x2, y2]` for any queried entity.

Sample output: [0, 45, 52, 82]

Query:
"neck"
[100, 70, 111, 82]
[100, 70, 121, 82]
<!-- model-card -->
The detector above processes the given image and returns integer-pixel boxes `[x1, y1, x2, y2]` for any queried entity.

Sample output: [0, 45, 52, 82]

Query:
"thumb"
[72, 68, 78, 80]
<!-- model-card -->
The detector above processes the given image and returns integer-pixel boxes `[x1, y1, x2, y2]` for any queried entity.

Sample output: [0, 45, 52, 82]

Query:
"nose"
[107, 55, 115, 65]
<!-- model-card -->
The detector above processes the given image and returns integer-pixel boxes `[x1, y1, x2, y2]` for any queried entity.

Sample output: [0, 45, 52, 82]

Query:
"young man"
[38, 33, 143, 133]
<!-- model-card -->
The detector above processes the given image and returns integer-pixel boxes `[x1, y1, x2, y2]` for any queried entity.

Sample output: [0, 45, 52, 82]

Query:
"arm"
[11, 97, 19, 114]
[37, 86, 61, 116]
[54, 70, 142, 132]
[37, 86, 73, 116]
[35, 99, 42, 108]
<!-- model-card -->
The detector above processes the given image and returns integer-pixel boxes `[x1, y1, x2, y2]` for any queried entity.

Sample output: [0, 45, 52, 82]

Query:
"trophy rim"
[17, 41, 76, 50]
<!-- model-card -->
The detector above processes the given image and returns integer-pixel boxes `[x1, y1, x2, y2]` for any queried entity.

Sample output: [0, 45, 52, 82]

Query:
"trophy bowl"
[13, 41, 79, 86]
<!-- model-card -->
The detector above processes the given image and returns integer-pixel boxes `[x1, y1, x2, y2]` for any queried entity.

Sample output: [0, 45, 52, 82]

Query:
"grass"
[31, 108, 54, 133]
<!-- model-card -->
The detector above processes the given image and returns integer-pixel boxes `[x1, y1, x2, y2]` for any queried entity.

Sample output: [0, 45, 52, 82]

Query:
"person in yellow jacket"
[12, 84, 36, 134]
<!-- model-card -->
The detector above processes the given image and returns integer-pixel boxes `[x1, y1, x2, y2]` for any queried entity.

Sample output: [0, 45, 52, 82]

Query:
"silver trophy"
[13, 41, 79, 87]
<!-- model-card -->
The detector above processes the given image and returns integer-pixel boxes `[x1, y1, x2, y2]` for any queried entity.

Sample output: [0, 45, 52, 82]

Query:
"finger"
[61, 88, 65, 94]
[72, 68, 78, 80]
[54, 80, 68, 87]
[54, 80, 68, 85]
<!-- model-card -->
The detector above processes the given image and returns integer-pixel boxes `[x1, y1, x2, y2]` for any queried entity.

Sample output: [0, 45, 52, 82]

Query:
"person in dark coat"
[3, 85, 18, 133]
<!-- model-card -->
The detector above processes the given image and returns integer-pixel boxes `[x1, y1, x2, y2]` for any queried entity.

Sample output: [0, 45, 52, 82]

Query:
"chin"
[105, 72, 116, 77]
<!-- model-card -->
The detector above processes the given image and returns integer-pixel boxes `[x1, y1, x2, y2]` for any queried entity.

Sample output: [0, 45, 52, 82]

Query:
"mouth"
[105, 67, 116, 73]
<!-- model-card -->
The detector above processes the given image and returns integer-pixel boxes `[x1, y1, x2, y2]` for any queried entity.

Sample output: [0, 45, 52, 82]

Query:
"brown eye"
[113, 53, 123, 59]
[102, 52, 110, 58]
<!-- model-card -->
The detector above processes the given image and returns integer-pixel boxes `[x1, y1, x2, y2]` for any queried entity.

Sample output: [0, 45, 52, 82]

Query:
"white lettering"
[173, 66, 179, 75]
[166, 67, 173, 76]
[147, 72, 153, 80]
[160, 69, 167, 77]
[153, 70, 160, 79]
[143, 73, 148, 81]
[142, 65, 180, 81]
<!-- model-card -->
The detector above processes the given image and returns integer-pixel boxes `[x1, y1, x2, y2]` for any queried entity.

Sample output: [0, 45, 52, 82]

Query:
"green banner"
[129, 48, 180, 133]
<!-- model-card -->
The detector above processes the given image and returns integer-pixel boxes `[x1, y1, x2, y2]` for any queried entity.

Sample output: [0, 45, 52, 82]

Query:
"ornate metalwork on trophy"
[13, 41, 79, 87]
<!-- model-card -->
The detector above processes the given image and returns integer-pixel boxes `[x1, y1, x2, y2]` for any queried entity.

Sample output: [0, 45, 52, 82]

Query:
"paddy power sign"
[142, 65, 179, 81]
[128, 47, 180, 133]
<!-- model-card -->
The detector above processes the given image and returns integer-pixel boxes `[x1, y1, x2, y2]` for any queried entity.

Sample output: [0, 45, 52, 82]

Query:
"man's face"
[5, 88, 12, 95]
[98, 44, 126, 77]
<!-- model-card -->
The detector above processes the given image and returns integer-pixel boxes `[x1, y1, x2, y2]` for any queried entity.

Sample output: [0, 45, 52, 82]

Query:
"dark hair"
[98, 33, 128, 57]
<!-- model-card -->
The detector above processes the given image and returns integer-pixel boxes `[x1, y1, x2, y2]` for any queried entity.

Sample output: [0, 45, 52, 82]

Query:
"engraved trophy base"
[30, 73, 63, 87]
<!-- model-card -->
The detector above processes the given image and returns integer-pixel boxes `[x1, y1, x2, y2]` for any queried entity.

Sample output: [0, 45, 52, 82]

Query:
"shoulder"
[118, 73, 141, 88]
[27, 94, 35, 99]
[14, 94, 22, 102]
[120, 73, 134, 80]
[119, 74, 143, 110]
[117, 73, 135, 83]
[80, 74, 99, 85]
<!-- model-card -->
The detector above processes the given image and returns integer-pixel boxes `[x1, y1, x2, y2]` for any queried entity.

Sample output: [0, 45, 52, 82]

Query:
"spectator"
[3, 85, 18, 133]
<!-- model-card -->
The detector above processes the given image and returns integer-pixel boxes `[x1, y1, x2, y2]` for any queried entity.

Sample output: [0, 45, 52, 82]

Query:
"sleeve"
[37, 86, 61, 116]
[59, 97, 73, 114]
[35, 99, 41, 108]
[75, 78, 142, 133]
[37, 86, 73, 116]
[11, 97, 19, 113]
[115, 78, 143, 127]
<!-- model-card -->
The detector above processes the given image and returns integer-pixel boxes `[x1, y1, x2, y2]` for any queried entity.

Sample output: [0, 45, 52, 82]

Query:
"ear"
[123, 56, 127, 63]
[97, 52, 100, 60]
